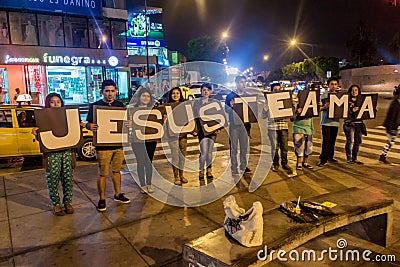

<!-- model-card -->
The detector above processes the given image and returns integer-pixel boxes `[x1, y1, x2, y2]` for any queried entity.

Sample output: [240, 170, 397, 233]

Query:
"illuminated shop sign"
[157, 57, 169, 67]
[4, 53, 120, 67]
[4, 55, 40, 64]
[127, 38, 164, 48]
[0, 0, 102, 17]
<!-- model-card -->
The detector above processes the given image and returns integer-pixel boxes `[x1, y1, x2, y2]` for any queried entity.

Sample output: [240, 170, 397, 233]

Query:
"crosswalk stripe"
[124, 126, 398, 163]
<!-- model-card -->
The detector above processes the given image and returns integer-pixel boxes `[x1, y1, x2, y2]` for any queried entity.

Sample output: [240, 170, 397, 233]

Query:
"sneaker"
[296, 165, 302, 170]
[328, 158, 338, 163]
[174, 179, 182, 186]
[53, 205, 65, 216]
[317, 161, 327, 167]
[147, 185, 154, 193]
[113, 193, 131, 204]
[140, 186, 147, 194]
[97, 200, 106, 212]
[352, 160, 363, 165]
[180, 177, 188, 183]
[244, 167, 251, 173]
[64, 204, 74, 214]
[272, 165, 279, 172]
[379, 155, 390, 164]
[282, 164, 293, 175]
[346, 159, 354, 164]
[302, 163, 313, 169]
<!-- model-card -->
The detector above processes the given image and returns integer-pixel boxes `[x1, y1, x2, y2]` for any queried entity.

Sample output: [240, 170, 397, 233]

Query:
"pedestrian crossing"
[253, 126, 399, 165]
[123, 126, 398, 165]
[123, 135, 228, 162]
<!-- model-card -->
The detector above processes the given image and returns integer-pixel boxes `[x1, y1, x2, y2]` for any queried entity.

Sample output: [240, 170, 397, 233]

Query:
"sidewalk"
[1, 150, 400, 266]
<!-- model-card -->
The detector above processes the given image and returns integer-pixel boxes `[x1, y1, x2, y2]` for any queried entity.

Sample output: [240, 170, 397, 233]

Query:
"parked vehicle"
[0, 105, 95, 161]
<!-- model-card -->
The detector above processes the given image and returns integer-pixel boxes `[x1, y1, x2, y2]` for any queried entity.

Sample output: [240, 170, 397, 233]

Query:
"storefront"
[0, 45, 128, 105]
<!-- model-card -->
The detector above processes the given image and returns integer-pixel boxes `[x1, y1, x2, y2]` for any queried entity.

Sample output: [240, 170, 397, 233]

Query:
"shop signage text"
[4, 52, 121, 67]
[0, 0, 102, 17]
[5, 55, 40, 64]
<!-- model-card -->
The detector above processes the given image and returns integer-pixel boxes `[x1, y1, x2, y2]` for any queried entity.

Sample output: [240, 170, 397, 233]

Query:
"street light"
[263, 54, 269, 61]
[221, 31, 229, 64]
[290, 38, 314, 58]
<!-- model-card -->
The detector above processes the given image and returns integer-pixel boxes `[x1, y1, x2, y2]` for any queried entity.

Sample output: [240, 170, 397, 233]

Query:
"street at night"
[1, 0, 400, 266]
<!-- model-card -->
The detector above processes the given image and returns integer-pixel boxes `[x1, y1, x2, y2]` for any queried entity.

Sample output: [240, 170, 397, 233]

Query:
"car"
[292, 81, 307, 94]
[0, 104, 95, 161]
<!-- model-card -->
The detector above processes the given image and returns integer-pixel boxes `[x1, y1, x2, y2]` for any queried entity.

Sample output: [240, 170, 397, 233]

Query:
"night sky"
[128, 0, 400, 71]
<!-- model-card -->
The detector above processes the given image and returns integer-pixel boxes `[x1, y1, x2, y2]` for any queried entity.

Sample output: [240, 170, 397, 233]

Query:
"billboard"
[0, 0, 102, 18]
[126, 6, 164, 48]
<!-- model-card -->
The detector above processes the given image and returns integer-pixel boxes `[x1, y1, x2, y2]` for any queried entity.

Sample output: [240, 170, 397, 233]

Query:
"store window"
[117, 71, 128, 99]
[46, 66, 88, 105]
[87, 67, 103, 102]
[89, 19, 111, 49]
[64, 17, 88, 48]
[111, 20, 126, 49]
[0, 11, 9, 44]
[0, 68, 9, 100]
[9, 12, 38, 45]
[26, 66, 46, 105]
[38, 15, 63, 47]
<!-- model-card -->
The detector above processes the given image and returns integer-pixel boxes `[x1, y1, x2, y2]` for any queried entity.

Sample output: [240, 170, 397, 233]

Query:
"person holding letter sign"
[292, 88, 315, 171]
[262, 82, 293, 174]
[343, 85, 365, 164]
[131, 88, 158, 193]
[86, 80, 130, 212]
[34, 93, 76, 216]
[225, 75, 251, 175]
[166, 87, 189, 186]
[192, 83, 221, 180]
[318, 77, 341, 166]
[379, 86, 400, 164]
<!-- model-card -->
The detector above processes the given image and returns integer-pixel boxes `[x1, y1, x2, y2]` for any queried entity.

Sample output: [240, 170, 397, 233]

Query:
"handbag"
[361, 122, 367, 136]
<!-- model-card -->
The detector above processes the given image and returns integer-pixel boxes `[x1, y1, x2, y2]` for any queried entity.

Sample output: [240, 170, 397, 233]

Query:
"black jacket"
[383, 99, 400, 133]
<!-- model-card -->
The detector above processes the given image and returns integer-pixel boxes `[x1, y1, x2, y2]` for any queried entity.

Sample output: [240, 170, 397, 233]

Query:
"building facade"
[0, 0, 129, 105]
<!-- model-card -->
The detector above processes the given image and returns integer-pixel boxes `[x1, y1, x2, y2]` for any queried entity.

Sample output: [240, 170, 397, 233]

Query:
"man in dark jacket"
[379, 85, 400, 164]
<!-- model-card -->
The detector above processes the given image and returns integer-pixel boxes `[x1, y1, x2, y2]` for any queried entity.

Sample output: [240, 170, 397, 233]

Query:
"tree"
[186, 36, 225, 62]
[389, 32, 400, 64]
[266, 69, 283, 83]
[346, 21, 378, 67]
[315, 57, 339, 81]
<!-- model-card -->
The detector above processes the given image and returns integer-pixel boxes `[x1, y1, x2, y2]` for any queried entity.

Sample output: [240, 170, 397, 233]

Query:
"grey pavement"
[1, 126, 400, 266]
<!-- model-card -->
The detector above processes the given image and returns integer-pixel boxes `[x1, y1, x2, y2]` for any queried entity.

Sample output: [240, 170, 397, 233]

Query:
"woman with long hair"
[131, 88, 157, 193]
[343, 84, 364, 164]
[165, 87, 189, 185]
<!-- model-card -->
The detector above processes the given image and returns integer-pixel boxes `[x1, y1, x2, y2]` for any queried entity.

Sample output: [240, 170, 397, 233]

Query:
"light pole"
[144, 0, 150, 82]
[290, 38, 314, 58]
[221, 31, 229, 64]
[262, 54, 269, 86]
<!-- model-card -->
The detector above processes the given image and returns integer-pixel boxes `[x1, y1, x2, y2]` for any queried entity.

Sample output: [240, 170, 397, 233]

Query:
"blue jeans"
[343, 122, 363, 161]
[229, 125, 249, 172]
[268, 129, 289, 166]
[199, 135, 216, 171]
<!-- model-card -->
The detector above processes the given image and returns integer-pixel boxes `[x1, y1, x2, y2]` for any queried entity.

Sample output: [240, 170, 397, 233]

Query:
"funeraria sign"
[4, 54, 119, 67]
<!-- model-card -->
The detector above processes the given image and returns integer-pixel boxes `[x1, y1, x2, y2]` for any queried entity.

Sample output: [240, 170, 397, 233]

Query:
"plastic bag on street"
[223, 195, 264, 247]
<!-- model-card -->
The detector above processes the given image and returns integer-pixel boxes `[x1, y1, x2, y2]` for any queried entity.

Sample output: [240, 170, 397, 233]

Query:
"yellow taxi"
[0, 104, 95, 161]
